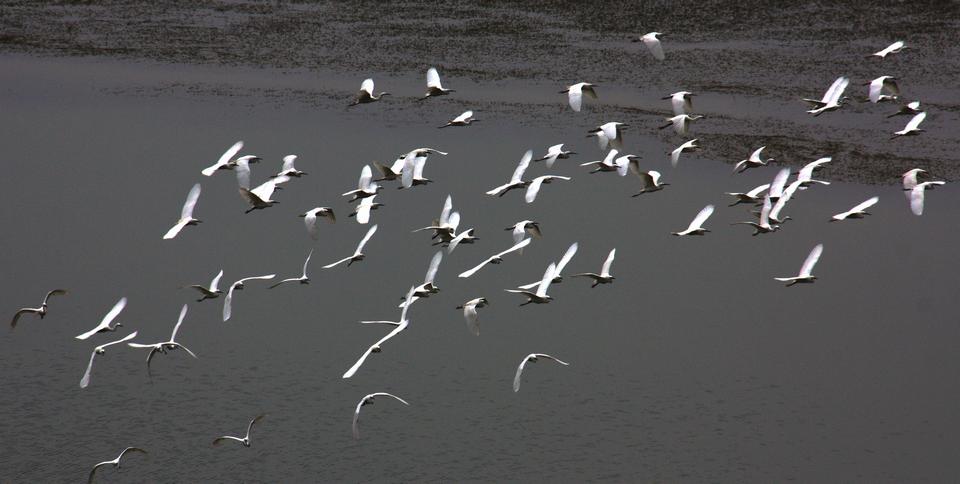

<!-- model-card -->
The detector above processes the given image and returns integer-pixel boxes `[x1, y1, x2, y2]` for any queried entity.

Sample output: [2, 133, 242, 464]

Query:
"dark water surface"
[2, 2, 959, 482]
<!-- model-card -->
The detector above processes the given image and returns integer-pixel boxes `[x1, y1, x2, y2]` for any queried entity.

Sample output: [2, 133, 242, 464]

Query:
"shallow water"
[1, 3, 960, 482]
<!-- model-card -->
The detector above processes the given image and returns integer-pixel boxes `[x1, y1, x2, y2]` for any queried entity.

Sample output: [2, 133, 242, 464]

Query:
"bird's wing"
[250, 180, 277, 201]
[213, 436, 244, 446]
[567, 87, 583, 112]
[281, 155, 297, 173]
[909, 185, 925, 215]
[413, 156, 427, 178]
[118, 447, 147, 460]
[582, 84, 598, 100]
[600, 124, 619, 142]
[168, 303, 189, 341]
[163, 220, 189, 240]
[454, 111, 472, 122]
[43, 289, 68, 304]
[401, 154, 416, 188]
[77, 297, 127, 340]
[905, 111, 927, 131]
[670, 146, 682, 167]
[210, 269, 224, 292]
[374, 392, 410, 405]
[485, 183, 512, 196]
[427, 67, 442, 89]
[537, 353, 571, 366]
[823, 76, 848, 104]
[79, 351, 97, 388]
[88, 461, 111, 484]
[643, 36, 665, 60]
[222, 286, 236, 322]
[850, 196, 879, 213]
[799, 244, 824, 277]
[512, 224, 524, 245]
[536, 262, 558, 297]
[439, 195, 453, 226]
[868, 79, 882, 103]
[323, 256, 353, 269]
[746, 183, 771, 198]
[355, 197, 374, 225]
[234, 158, 251, 190]
[447, 229, 471, 254]
[180, 183, 202, 219]
[304, 211, 319, 240]
[458, 258, 491, 278]
[399, 286, 416, 323]
[353, 400, 364, 439]
[359, 164, 373, 190]
[424, 251, 443, 284]
[749, 146, 766, 162]
[301, 250, 314, 277]
[525, 177, 545, 203]
[760, 196, 773, 226]
[447, 212, 461, 232]
[688, 204, 715, 230]
[648, 170, 662, 187]
[499, 237, 532, 258]
[556, 242, 579, 274]
[355, 224, 378, 254]
[168, 342, 198, 359]
[246, 414, 266, 439]
[510, 150, 533, 183]
[463, 303, 480, 336]
[601, 248, 616, 276]
[202, 140, 243, 176]
[342, 320, 409, 378]
[513, 356, 531, 392]
[769, 168, 791, 198]
[517, 281, 540, 290]
[102, 330, 139, 349]
[360, 78, 374, 96]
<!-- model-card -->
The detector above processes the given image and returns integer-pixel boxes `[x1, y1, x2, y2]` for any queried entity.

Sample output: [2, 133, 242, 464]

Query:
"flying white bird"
[672, 204, 715, 236]
[775, 244, 823, 286]
[869, 40, 906, 59]
[75, 296, 127, 340]
[892, 111, 926, 138]
[201, 140, 246, 176]
[459, 238, 531, 278]
[659, 114, 702, 135]
[733, 196, 779, 235]
[343, 165, 381, 202]
[513, 353, 570, 392]
[733, 146, 774, 174]
[796, 157, 831, 190]
[768, 180, 801, 224]
[457, 297, 489, 336]
[323, 225, 378, 269]
[580, 149, 624, 175]
[525, 175, 571, 203]
[535, 143, 576, 168]
[343, 287, 416, 379]
[127, 304, 197, 377]
[559, 82, 598, 112]
[447, 228, 478, 253]
[768, 168, 792, 201]
[353, 392, 409, 440]
[163, 183, 202, 240]
[804, 76, 850, 115]
[505, 262, 557, 306]
[670, 139, 700, 167]
[663, 91, 694, 115]
[213, 414, 266, 447]
[902, 168, 945, 190]
[87, 447, 147, 484]
[637, 32, 665, 60]
[907, 182, 945, 216]
[234, 158, 280, 213]
[349, 195, 382, 225]
[888, 100, 921, 118]
[422, 67, 454, 99]
[400, 151, 433, 188]
[517, 242, 578, 289]
[187, 269, 224, 302]
[412, 195, 459, 243]
[438, 110, 477, 128]
[486, 150, 533, 197]
[10, 289, 67, 329]
[271, 154, 307, 179]
[506, 220, 542, 245]
[400, 251, 443, 307]
[630, 168, 669, 196]
[350, 78, 389, 106]
[79, 331, 138, 389]
[830, 196, 879, 221]
[587, 122, 627, 150]
[223, 274, 276, 322]
[270, 250, 313, 289]
[299, 207, 335, 240]
[866, 76, 900, 103]
[571, 248, 617, 287]
[725, 183, 770, 206]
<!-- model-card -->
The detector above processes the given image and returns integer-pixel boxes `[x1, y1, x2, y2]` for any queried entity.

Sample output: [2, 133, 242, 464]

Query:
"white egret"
[659, 114, 702, 135]
[422, 67, 454, 99]
[831, 196, 879, 221]
[670, 139, 700, 167]
[486, 150, 533, 197]
[505, 262, 557, 306]
[79, 331, 138, 389]
[579, 149, 623, 174]
[343, 287, 416, 379]
[892, 111, 926, 138]
[630, 163, 669, 196]
[797, 157, 831, 190]
[803, 76, 850, 116]
[663, 91, 694, 115]
[201, 140, 245, 176]
[75, 297, 126, 340]
[412, 195, 459, 242]
[400, 151, 433, 188]
[349, 195, 383, 225]
[213, 414, 266, 447]
[353, 393, 409, 440]
[535, 143, 576, 168]
[438, 110, 477, 128]
[457, 297, 489, 336]
[869, 40, 905, 59]
[525, 175, 571, 203]
[866, 76, 899, 103]
[323, 225, 378, 268]
[506, 220, 542, 245]
[458, 238, 531, 278]
[637, 32, 665, 60]
[187, 269, 224, 302]
[270, 250, 314, 289]
[87, 447, 147, 483]
[447, 228, 478, 253]
[349, 78, 389, 106]
[400, 251, 443, 307]
[733, 196, 779, 235]
[768, 168, 792, 201]
[513, 353, 569, 392]
[888, 101, 921, 118]
[587, 122, 627, 150]
[224, 274, 276, 322]
[271, 155, 307, 179]
[672, 204, 715, 236]
[342, 165, 381, 202]
[127, 304, 198, 377]
[775, 244, 823, 286]
[571, 248, 616, 287]
[163, 183, 202, 240]
[559, 82, 598, 112]
[733, 146, 773, 174]
[518, 242, 578, 289]
[725, 183, 770, 206]
[10, 288, 67, 329]
[299, 207, 335, 240]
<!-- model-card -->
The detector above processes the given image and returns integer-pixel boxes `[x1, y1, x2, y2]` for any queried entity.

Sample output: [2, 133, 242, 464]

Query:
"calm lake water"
[1, 2, 959, 482]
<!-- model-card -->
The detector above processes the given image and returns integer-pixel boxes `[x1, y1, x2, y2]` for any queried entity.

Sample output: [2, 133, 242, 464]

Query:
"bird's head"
[95, 347, 106, 355]
[371, 345, 382, 353]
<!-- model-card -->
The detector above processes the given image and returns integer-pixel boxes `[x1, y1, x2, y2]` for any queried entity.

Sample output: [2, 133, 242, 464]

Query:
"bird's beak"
[661, 96, 672, 100]
[298, 214, 306, 217]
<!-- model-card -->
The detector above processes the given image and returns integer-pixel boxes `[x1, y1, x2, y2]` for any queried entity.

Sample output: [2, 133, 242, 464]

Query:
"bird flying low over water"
[866, 76, 899, 103]
[560, 82, 598, 112]
[831, 196, 879, 221]
[187, 269, 224, 302]
[892, 112, 926, 138]
[353, 392, 409, 440]
[202, 140, 254, 176]
[571, 248, 616, 287]
[535, 143, 576, 168]
[514, 353, 570, 392]
[438, 110, 477, 128]
[75, 297, 127, 340]
[350, 195, 383, 225]
[271, 154, 307, 180]
[659, 114, 702, 136]
[213, 414, 266, 447]
[869, 40, 906, 59]
[127, 304, 198, 377]
[323, 225, 378, 269]
[733, 146, 773, 174]
[670, 139, 700, 167]
[636, 32, 665, 60]
[163, 183, 202, 240]
[223, 274, 276, 322]
[459, 238, 531, 279]
[664, 91, 694, 115]
[10, 289, 67, 329]
[775, 244, 824, 286]
[349, 78, 389, 106]
[422, 67, 454, 99]
[300, 207, 335, 240]
[588, 122, 627, 150]
[400, 251, 444, 307]
[343, 165, 381, 202]
[526, 175, 571, 203]
[87, 447, 147, 484]
[803, 76, 850, 115]
[270, 250, 314, 290]
[457, 297, 489, 336]
[725, 183, 770, 206]
[672, 204, 715, 236]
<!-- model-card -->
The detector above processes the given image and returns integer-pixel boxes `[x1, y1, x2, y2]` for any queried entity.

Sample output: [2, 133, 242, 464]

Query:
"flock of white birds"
[9, 34, 948, 482]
